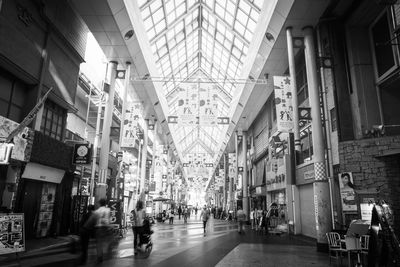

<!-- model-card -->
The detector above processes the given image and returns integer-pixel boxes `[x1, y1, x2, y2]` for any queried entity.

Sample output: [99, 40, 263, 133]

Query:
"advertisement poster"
[0, 213, 25, 255]
[273, 76, 294, 133]
[339, 172, 357, 212]
[121, 102, 141, 148]
[177, 83, 198, 126]
[199, 84, 218, 126]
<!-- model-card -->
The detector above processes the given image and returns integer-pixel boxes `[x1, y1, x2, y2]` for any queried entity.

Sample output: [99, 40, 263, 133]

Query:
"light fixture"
[265, 32, 275, 42]
[124, 30, 134, 40]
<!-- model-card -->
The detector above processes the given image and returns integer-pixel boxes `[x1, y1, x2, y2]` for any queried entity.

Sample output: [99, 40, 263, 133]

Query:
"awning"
[22, 162, 65, 184]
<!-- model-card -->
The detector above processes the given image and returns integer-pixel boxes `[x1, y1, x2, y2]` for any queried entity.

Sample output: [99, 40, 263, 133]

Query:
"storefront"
[266, 156, 288, 228]
[18, 163, 64, 238]
[296, 162, 316, 238]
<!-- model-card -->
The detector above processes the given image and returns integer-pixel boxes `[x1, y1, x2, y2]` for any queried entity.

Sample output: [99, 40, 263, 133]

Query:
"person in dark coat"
[80, 204, 96, 264]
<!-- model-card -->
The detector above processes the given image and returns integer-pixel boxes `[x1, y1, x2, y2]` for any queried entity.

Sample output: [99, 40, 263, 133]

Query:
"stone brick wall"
[339, 135, 400, 234]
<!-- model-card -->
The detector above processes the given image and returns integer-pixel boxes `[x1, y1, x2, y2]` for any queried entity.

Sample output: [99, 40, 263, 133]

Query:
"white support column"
[303, 26, 332, 250]
[116, 62, 131, 201]
[140, 120, 148, 201]
[286, 27, 301, 152]
[242, 132, 249, 221]
[97, 61, 118, 201]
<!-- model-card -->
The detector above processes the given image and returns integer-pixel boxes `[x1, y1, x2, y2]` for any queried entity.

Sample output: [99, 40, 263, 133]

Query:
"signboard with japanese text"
[0, 213, 25, 255]
[273, 76, 294, 132]
[108, 200, 121, 225]
[121, 102, 142, 148]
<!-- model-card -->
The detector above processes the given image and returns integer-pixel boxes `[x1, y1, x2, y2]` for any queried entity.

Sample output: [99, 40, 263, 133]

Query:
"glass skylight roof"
[138, 0, 261, 184]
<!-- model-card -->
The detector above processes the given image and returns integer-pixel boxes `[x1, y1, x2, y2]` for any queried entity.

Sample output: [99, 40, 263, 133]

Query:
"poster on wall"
[273, 76, 294, 133]
[121, 102, 142, 148]
[0, 213, 25, 255]
[339, 172, 357, 212]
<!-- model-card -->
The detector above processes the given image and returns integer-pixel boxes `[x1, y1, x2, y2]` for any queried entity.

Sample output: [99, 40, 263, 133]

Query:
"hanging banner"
[121, 102, 141, 148]
[199, 84, 218, 126]
[228, 153, 236, 183]
[273, 76, 294, 132]
[177, 83, 198, 126]
[6, 87, 53, 143]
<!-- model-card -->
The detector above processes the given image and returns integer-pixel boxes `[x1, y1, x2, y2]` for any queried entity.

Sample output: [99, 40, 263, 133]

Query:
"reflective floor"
[80, 214, 330, 267]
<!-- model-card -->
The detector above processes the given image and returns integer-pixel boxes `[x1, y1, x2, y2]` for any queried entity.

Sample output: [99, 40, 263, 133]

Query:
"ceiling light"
[124, 30, 134, 40]
[265, 32, 275, 42]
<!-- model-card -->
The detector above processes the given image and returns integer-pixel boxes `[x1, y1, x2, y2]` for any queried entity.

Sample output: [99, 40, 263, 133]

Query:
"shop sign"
[108, 200, 121, 225]
[72, 143, 91, 164]
[0, 214, 25, 255]
[304, 170, 315, 180]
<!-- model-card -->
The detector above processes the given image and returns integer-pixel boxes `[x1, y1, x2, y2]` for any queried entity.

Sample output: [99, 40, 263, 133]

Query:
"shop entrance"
[21, 179, 42, 239]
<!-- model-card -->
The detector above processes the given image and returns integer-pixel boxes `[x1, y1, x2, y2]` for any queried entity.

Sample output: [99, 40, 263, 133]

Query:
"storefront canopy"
[22, 162, 65, 184]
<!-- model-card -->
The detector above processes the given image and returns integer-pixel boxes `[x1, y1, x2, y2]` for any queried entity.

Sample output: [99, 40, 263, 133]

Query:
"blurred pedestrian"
[132, 200, 146, 254]
[200, 205, 210, 234]
[94, 199, 111, 263]
[178, 206, 182, 220]
[80, 204, 95, 264]
[183, 206, 188, 223]
[237, 206, 246, 234]
[250, 208, 255, 230]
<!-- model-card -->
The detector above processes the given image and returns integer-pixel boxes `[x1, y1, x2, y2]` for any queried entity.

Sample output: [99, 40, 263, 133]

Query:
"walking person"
[183, 206, 188, 223]
[250, 208, 255, 230]
[94, 199, 111, 263]
[80, 204, 95, 264]
[178, 206, 182, 220]
[200, 205, 209, 234]
[132, 200, 146, 254]
[237, 206, 246, 234]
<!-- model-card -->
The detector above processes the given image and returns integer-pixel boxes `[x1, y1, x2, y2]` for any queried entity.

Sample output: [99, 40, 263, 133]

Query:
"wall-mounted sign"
[303, 170, 315, 180]
[73, 143, 91, 164]
[0, 213, 25, 255]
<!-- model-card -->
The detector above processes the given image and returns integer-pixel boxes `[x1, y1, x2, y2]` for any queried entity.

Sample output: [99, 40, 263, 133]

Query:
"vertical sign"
[177, 83, 198, 125]
[121, 102, 141, 148]
[273, 76, 294, 132]
[108, 200, 121, 225]
[228, 153, 236, 184]
[199, 84, 218, 126]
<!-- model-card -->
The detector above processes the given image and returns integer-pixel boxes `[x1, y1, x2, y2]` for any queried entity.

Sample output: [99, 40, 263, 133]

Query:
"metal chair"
[326, 232, 347, 266]
[360, 235, 370, 265]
